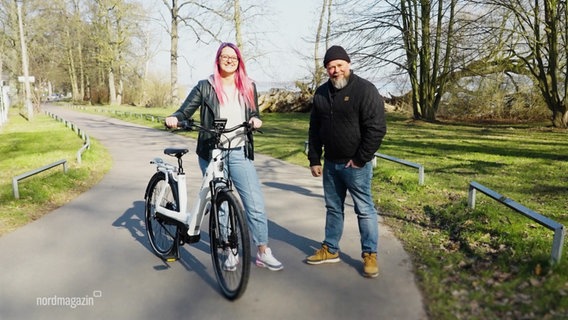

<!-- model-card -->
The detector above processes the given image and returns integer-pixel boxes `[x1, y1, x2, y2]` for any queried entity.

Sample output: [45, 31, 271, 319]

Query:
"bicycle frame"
[151, 146, 229, 238]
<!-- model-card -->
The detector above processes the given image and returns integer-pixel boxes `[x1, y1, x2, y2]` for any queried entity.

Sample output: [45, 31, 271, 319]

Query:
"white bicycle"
[144, 118, 251, 300]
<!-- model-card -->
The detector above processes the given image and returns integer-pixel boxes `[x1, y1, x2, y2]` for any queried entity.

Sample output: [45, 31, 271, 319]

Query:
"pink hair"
[213, 42, 256, 110]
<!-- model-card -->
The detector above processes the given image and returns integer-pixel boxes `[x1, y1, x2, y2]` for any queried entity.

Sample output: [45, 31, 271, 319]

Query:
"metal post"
[551, 226, 565, 264]
[468, 184, 476, 209]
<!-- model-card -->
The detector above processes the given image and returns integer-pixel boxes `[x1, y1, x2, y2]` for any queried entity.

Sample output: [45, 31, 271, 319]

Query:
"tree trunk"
[551, 106, 568, 128]
[117, 64, 123, 106]
[313, 0, 329, 90]
[170, 1, 179, 105]
[233, 0, 243, 48]
[78, 42, 85, 101]
[66, 42, 80, 101]
[108, 67, 117, 105]
[85, 77, 91, 102]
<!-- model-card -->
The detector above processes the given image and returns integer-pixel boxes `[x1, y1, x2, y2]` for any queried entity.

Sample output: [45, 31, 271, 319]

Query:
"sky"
[142, 0, 321, 91]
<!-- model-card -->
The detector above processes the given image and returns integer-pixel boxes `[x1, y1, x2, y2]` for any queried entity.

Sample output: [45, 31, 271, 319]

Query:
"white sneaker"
[255, 248, 283, 271]
[223, 250, 239, 272]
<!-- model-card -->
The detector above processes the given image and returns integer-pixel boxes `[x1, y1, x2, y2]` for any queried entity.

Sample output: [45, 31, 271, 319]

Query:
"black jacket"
[169, 77, 259, 161]
[308, 72, 387, 167]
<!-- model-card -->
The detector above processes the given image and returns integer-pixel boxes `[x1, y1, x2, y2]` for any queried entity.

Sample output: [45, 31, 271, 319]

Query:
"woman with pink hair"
[165, 42, 283, 272]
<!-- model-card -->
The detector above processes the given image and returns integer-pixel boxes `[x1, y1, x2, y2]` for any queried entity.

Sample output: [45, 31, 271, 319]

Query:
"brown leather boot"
[362, 252, 379, 278]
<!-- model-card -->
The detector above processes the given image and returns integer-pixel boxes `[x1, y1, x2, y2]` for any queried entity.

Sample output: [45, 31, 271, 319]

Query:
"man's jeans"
[322, 159, 378, 254]
[199, 148, 268, 247]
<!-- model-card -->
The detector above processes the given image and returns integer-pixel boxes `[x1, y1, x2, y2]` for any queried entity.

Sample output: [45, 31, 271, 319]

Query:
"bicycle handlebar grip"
[245, 121, 263, 134]
[178, 119, 195, 130]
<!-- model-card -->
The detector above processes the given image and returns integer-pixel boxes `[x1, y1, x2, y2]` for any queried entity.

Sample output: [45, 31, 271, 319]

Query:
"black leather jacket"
[169, 77, 260, 161]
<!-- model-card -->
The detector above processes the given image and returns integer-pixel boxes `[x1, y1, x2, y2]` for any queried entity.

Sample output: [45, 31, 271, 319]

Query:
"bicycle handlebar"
[167, 119, 261, 135]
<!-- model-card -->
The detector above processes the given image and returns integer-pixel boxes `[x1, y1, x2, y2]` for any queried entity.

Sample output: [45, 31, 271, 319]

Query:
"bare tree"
[293, 0, 332, 94]
[0, 0, 16, 124]
[312, 0, 331, 89]
[487, 0, 568, 128]
[36, 0, 86, 102]
[133, 23, 160, 106]
[222, 0, 269, 61]
[232, 0, 243, 47]
[159, 0, 269, 104]
[0, 0, 272, 109]
[67, 0, 87, 102]
[332, 1, 518, 121]
[331, 0, 463, 120]
[86, 0, 145, 106]
[0, 0, 22, 95]
[196, 0, 270, 72]
[160, 0, 221, 105]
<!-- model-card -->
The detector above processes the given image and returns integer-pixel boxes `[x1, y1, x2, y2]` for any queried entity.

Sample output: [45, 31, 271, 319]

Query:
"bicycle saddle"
[164, 148, 189, 158]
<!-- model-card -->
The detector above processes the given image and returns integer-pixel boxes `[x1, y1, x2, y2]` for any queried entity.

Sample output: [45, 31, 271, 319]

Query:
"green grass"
[370, 116, 568, 319]
[0, 108, 111, 235]
[4, 104, 568, 319]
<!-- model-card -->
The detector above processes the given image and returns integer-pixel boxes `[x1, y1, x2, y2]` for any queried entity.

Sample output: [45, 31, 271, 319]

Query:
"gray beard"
[331, 76, 348, 89]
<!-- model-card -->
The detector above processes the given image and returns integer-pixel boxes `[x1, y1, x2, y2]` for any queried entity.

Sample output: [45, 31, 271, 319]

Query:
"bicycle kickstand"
[163, 231, 181, 262]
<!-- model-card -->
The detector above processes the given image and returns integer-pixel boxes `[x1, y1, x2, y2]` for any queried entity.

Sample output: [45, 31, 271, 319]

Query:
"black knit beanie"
[323, 45, 351, 66]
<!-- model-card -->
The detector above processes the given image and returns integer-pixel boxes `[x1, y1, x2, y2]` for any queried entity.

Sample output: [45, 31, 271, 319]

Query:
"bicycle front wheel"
[209, 190, 251, 300]
[145, 171, 179, 258]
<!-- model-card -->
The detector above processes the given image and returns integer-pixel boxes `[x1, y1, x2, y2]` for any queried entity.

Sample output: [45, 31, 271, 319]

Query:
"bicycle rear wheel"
[209, 190, 251, 300]
[145, 172, 179, 258]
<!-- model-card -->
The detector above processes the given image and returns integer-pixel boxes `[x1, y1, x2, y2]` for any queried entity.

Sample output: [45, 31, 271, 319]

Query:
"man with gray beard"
[306, 45, 387, 278]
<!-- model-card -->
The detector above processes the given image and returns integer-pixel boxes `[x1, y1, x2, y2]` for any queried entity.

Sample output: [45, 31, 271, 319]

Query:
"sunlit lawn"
[0, 108, 111, 235]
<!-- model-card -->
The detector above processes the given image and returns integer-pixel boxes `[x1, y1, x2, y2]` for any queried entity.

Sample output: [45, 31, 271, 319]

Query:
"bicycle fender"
[144, 171, 165, 199]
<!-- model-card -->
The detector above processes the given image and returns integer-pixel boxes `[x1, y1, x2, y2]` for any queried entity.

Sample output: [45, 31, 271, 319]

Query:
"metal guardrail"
[45, 111, 90, 164]
[12, 159, 67, 199]
[468, 181, 565, 264]
[76, 131, 90, 164]
[375, 153, 424, 185]
[304, 141, 425, 185]
[69, 106, 166, 124]
[12, 111, 90, 199]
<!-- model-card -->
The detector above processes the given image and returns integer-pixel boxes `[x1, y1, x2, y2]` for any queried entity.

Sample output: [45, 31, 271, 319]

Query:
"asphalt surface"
[0, 105, 427, 320]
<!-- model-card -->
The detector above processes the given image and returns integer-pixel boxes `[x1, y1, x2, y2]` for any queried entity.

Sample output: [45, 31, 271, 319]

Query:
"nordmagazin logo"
[36, 290, 102, 309]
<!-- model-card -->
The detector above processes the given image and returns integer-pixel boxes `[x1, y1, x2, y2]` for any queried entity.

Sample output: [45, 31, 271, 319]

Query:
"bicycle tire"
[209, 190, 251, 300]
[145, 171, 179, 258]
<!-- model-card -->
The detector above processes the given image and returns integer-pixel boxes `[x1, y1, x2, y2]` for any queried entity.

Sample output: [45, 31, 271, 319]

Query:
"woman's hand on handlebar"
[249, 117, 262, 130]
[165, 116, 179, 129]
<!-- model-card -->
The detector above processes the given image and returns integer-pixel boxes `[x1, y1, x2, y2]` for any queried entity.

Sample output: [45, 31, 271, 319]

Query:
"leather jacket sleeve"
[170, 80, 209, 121]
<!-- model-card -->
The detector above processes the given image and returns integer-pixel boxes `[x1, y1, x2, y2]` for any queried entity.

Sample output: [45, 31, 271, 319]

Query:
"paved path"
[0, 106, 427, 320]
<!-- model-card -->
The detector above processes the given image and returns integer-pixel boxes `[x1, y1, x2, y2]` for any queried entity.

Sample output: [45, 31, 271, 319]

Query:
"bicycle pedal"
[164, 256, 178, 262]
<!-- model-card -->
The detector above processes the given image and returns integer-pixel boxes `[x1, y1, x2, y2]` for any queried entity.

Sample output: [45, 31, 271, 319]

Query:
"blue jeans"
[199, 148, 268, 247]
[322, 159, 378, 254]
